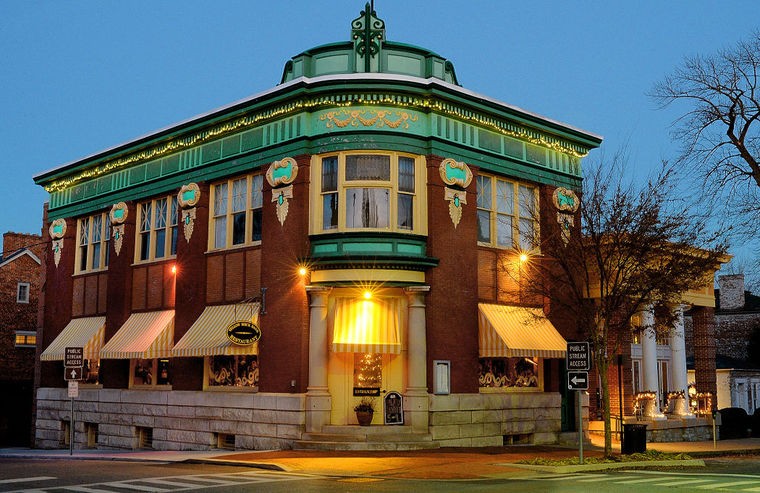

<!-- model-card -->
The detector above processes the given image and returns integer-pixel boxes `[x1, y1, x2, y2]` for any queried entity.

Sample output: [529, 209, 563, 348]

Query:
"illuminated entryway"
[327, 292, 406, 425]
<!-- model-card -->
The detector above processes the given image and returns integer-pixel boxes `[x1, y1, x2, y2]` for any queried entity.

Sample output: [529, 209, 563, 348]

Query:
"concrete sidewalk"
[2, 437, 760, 480]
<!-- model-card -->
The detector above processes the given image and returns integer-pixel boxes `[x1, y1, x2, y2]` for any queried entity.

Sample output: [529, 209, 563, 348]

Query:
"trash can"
[622, 424, 647, 454]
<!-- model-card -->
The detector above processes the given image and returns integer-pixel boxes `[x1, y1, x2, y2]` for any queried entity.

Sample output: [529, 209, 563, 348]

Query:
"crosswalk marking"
[696, 480, 760, 490]
[0, 476, 56, 485]
[525, 471, 760, 492]
[105, 481, 174, 491]
[2, 470, 324, 493]
[651, 478, 715, 486]
[617, 476, 688, 484]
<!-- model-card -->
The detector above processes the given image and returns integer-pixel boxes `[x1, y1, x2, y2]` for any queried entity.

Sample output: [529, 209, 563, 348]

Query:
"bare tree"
[651, 32, 760, 231]
[517, 155, 728, 457]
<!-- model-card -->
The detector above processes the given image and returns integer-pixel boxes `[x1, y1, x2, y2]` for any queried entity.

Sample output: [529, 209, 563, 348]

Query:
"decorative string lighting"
[44, 92, 592, 193]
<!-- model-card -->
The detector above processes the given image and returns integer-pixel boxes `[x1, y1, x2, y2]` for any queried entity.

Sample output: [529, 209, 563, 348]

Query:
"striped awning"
[172, 303, 259, 357]
[332, 297, 400, 354]
[40, 316, 105, 361]
[478, 304, 567, 359]
[100, 310, 174, 359]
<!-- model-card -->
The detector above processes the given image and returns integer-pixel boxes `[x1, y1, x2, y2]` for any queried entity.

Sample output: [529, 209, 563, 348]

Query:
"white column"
[670, 304, 693, 417]
[305, 286, 332, 432]
[641, 305, 666, 419]
[404, 285, 430, 432]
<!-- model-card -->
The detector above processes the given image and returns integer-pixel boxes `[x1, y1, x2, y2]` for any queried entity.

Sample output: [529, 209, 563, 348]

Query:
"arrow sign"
[64, 367, 83, 381]
[567, 370, 589, 390]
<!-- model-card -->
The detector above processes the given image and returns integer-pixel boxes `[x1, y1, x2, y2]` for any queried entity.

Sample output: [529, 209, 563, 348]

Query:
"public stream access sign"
[64, 347, 83, 382]
[566, 342, 591, 371]
[64, 347, 83, 367]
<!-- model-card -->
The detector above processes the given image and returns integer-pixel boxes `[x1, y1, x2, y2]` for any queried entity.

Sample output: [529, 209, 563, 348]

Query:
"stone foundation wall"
[429, 392, 564, 447]
[589, 417, 713, 442]
[35, 387, 305, 451]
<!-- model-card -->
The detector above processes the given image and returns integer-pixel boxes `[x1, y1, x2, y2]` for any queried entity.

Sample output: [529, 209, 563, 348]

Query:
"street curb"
[184, 458, 287, 472]
[506, 458, 705, 474]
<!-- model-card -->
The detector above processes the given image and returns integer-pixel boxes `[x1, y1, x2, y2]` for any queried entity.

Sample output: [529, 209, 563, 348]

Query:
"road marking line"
[104, 482, 173, 492]
[617, 476, 689, 484]
[0, 476, 56, 484]
[695, 481, 760, 490]
[61, 486, 129, 493]
[649, 479, 715, 486]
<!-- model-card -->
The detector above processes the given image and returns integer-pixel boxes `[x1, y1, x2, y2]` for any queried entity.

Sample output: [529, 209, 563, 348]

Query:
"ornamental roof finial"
[351, 2, 385, 72]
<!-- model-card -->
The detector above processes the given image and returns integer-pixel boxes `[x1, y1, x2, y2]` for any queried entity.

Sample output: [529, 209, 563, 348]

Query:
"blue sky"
[2, 1, 758, 276]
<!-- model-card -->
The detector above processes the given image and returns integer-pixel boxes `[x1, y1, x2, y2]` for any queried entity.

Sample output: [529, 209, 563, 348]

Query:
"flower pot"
[356, 410, 373, 426]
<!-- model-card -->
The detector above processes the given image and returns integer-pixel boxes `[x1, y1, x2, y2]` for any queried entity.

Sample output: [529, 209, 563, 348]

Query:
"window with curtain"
[210, 174, 263, 250]
[76, 212, 110, 273]
[316, 152, 420, 233]
[137, 196, 178, 262]
[477, 174, 538, 250]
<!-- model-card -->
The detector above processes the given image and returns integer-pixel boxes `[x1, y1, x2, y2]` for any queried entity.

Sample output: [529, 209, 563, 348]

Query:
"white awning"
[40, 316, 105, 361]
[478, 304, 567, 359]
[332, 297, 401, 354]
[100, 311, 174, 359]
[172, 303, 259, 357]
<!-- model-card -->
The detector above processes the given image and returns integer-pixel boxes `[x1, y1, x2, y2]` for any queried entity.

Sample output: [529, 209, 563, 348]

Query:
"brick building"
[686, 274, 760, 413]
[32, 6, 718, 451]
[0, 231, 43, 446]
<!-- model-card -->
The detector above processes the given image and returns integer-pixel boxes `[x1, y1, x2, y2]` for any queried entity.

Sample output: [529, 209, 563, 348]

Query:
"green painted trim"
[36, 80, 599, 187]
[309, 232, 437, 269]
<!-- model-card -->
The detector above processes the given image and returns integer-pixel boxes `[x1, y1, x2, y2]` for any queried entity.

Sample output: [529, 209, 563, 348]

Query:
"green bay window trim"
[476, 174, 538, 251]
[209, 174, 263, 250]
[76, 212, 110, 273]
[316, 152, 422, 235]
[137, 196, 179, 262]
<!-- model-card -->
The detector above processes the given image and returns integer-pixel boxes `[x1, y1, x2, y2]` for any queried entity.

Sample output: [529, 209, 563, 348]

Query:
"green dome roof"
[280, 3, 459, 85]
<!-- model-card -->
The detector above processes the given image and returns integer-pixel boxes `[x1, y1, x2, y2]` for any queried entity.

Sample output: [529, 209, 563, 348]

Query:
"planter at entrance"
[356, 411, 373, 426]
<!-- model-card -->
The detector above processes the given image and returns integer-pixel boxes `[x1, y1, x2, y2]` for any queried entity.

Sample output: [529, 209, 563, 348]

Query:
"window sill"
[132, 256, 177, 267]
[205, 242, 262, 255]
[129, 384, 173, 391]
[73, 268, 109, 277]
[204, 386, 259, 393]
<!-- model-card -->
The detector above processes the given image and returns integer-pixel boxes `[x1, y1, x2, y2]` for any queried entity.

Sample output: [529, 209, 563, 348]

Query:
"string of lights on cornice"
[44, 93, 591, 193]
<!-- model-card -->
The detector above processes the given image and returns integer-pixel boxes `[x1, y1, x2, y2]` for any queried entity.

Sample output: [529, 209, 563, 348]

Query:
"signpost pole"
[578, 391, 583, 464]
[70, 397, 74, 456]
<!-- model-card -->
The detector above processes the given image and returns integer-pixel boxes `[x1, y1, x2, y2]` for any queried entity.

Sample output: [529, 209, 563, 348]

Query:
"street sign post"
[566, 342, 591, 465]
[567, 370, 589, 390]
[566, 342, 591, 371]
[63, 347, 83, 456]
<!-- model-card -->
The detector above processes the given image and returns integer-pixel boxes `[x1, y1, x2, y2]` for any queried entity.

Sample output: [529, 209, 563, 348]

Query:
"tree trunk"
[597, 356, 612, 457]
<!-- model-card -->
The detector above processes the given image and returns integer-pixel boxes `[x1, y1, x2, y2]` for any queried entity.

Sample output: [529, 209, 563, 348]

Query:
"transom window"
[76, 212, 110, 273]
[16, 282, 30, 303]
[210, 174, 263, 250]
[476, 175, 538, 250]
[315, 152, 422, 234]
[136, 196, 178, 262]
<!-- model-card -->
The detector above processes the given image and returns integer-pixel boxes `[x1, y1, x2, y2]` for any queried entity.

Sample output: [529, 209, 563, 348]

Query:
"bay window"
[314, 152, 423, 234]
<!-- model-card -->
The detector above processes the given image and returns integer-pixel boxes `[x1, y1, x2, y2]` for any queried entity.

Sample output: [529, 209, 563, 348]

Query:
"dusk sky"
[2, 1, 757, 277]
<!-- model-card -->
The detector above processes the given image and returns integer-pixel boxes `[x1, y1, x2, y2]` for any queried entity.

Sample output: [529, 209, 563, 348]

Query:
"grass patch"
[518, 450, 692, 466]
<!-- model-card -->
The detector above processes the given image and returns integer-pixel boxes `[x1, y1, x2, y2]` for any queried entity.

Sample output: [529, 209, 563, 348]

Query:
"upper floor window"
[476, 174, 538, 250]
[210, 174, 263, 250]
[16, 282, 30, 303]
[313, 152, 423, 234]
[137, 196, 178, 262]
[15, 330, 36, 348]
[76, 212, 110, 273]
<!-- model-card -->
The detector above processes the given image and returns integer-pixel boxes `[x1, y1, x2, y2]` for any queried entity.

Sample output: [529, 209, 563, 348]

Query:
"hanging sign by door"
[384, 391, 404, 425]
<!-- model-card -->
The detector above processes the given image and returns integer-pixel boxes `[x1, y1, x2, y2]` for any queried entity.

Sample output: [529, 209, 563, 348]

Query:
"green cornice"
[36, 78, 599, 218]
